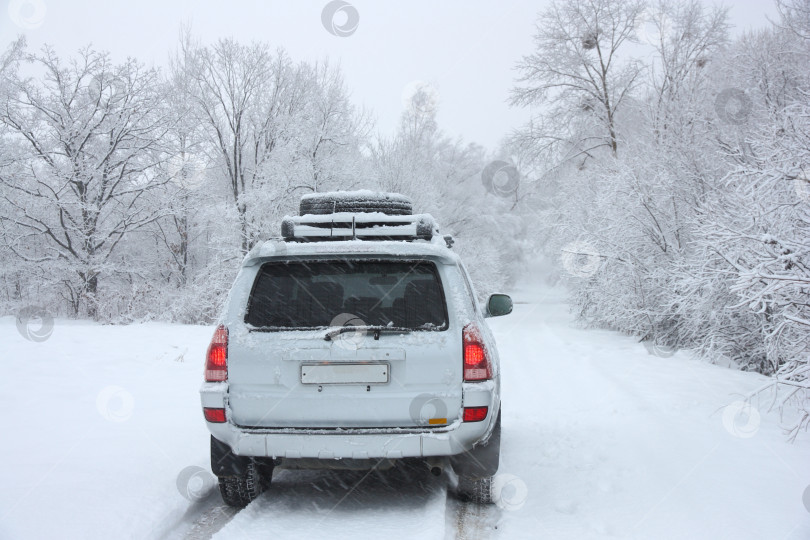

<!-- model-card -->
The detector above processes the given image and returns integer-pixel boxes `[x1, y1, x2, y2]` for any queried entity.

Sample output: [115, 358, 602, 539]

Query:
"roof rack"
[281, 212, 438, 243]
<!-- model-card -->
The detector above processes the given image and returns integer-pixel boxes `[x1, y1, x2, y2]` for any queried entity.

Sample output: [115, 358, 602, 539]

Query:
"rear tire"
[456, 475, 494, 504]
[299, 193, 413, 216]
[218, 461, 267, 508]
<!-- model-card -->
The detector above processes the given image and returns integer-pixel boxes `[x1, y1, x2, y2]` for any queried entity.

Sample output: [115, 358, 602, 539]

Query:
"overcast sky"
[0, 0, 780, 150]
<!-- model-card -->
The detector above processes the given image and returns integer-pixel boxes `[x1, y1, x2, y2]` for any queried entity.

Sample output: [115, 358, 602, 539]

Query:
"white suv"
[200, 192, 512, 507]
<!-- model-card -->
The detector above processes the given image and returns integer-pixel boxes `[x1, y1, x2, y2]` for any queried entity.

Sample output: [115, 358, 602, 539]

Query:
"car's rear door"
[226, 258, 464, 429]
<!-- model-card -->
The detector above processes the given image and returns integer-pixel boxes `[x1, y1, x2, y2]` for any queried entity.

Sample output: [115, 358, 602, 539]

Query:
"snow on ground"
[216, 466, 447, 540]
[0, 319, 214, 540]
[1, 285, 809, 539]
[490, 286, 810, 540]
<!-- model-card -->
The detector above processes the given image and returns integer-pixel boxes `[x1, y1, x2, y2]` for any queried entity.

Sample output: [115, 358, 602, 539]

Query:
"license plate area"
[300, 363, 390, 385]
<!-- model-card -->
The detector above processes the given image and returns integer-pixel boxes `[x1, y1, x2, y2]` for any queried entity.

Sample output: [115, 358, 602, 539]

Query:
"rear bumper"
[207, 423, 489, 459]
[200, 382, 498, 459]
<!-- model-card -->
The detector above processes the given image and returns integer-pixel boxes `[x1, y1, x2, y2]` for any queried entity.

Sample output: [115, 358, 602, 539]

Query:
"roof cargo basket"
[281, 213, 437, 243]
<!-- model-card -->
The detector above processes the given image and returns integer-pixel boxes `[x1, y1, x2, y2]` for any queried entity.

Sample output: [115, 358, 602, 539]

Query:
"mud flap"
[450, 408, 501, 478]
[210, 435, 254, 477]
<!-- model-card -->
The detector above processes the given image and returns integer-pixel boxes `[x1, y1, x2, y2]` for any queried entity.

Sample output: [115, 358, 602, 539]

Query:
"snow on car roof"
[243, 237, 459, 266]
[299, 190, 411, 203]
[291, 211, 420, 223]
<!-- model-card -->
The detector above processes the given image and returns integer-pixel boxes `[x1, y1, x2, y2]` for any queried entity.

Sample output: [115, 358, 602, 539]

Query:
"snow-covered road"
[1, 288, 809, 539]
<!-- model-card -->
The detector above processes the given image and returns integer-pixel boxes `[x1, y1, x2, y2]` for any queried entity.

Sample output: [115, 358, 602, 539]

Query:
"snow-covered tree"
[0, 42, 170, 318]
[508, 0, 808, 437]
[176, 36, 367, 254]
[510, 0, 646, 164]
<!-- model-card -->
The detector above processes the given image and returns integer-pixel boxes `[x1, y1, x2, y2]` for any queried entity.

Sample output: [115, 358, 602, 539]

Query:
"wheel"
[218, 461, 267, 507]
[299, 192, 413, 216]
[456, 475, 494, 504]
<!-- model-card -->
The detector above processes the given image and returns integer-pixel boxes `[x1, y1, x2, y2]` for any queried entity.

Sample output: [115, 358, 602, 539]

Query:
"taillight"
[463, 406, 488, 422]
[203, 407, 226, 423]
[205, 325, 228, 382]
[463, 323, 491, 381]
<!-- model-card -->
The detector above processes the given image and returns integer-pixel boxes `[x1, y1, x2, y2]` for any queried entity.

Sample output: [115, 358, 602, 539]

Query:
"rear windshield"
[245, 260, 448, 330]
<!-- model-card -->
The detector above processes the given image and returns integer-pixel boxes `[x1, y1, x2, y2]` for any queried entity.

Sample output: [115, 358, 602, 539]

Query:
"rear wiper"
[324, 325, 413, 341]
[248, 326, 311, 332]
[249, 327, 280, 332]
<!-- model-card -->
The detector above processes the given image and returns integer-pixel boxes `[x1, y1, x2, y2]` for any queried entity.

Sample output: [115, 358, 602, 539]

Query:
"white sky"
[0, 0, 780, 150]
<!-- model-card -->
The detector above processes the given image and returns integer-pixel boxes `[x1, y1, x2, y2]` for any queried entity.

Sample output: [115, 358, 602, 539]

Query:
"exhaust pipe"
[426, 457, 445, 477]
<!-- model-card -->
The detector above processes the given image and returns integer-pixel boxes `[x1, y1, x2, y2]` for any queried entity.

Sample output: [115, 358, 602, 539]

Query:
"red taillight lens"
[205, 325, 228, 382]
[463, 323, 491, 381]
[203, 407, 226, 423]
[463, 406, 488, 422]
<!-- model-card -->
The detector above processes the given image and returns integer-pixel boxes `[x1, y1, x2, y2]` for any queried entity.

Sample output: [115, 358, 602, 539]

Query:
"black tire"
[299, 192, 413, 216]
[218, 461, 266, 508]
[457, 475, 494, 504]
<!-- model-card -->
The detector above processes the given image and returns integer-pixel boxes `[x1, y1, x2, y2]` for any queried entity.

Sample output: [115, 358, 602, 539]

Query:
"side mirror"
[486, 294, 513, 318]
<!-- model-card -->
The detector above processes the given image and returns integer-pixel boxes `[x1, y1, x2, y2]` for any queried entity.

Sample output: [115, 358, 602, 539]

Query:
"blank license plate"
[301, 363, 389, 384]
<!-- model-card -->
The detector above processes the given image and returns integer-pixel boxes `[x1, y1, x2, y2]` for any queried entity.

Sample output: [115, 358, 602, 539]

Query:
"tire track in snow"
[182, 504, 240, 540]
[446, 496, 500, 540]
[209, 463, 449, 539]
[181, 470, 503, 540]
[155, 488, 241, 540]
